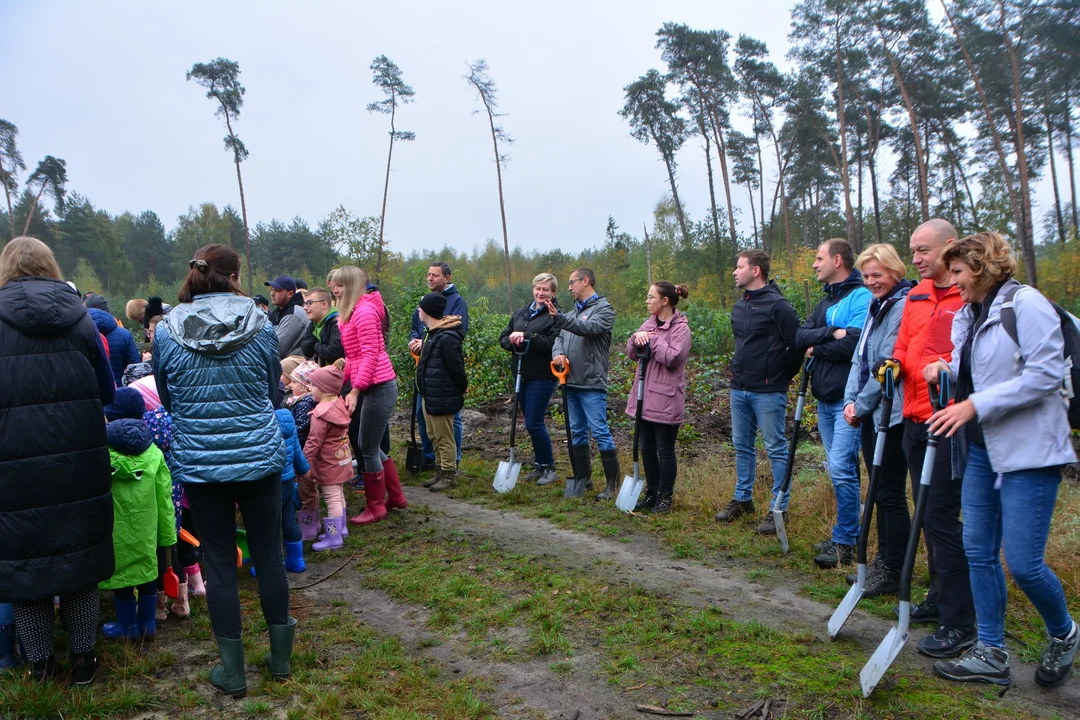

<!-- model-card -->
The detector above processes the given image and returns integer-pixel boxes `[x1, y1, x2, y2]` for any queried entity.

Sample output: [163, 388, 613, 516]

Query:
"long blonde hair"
[0, 237, 63, 286]
[335, 265, 369, 323]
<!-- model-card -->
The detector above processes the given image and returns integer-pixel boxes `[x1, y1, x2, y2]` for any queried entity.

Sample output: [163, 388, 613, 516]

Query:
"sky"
[1, 1, 1056, 258]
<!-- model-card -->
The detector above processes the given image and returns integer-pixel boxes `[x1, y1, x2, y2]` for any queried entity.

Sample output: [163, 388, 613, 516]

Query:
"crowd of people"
[0, 217, 1076, 694]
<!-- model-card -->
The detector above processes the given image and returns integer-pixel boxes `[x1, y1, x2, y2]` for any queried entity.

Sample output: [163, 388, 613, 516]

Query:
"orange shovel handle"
[410, 350, 420, 365]
[549, 360, 569, 385]
[178, 527, 201, 547]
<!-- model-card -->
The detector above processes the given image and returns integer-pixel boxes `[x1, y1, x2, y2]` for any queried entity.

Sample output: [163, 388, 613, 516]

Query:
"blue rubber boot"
[284, 541, 306, 573]
[136, 592, 158, 639]
[102, 599, 139, 639]
[0, 623, 16, 670]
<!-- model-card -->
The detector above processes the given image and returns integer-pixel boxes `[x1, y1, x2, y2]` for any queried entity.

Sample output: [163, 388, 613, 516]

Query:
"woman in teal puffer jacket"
[152, 244, 294, 699]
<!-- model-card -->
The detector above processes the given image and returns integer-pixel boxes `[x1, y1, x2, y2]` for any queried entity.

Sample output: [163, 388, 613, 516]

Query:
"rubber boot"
[137, 591, 158, 640]
[0, 623, 16, 670]
[264, 616, 297, 679]
[185, 565, 206, 597]
[312, 517, 344, 551]
[284, 540, 306, 573]
[350, 472, 387, 525]
[563, 444, 592, 498]
[210, 636, 247, 699]
[155, 591, 168, 622]
[384, 458, 408, 510]
[102, 598, 139, 639]
[171, 583, 190, 618]
[597, 448, 621, 500]
[296, 510, 320, 542]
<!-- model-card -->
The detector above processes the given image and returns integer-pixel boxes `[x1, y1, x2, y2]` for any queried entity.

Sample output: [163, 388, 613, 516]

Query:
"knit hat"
[121, 361, 154, 387]
[104, 387, 147, 421]
[145, 296, 166, 319]
[419, 292, 447, 320]
[308, 365, 344, 397]
[84, 293, 110, 312]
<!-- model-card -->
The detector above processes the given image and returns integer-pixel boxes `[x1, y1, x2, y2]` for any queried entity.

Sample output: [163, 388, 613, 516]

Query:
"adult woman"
[0, 237, 115, 684]
[334, 265, 404, 525]
[927, 232, 1077, 687]
[498, 273, 562, 485]
[626, 282, 692, 513]
[841, 243, 912, 597]
[152, 244, 292, 698]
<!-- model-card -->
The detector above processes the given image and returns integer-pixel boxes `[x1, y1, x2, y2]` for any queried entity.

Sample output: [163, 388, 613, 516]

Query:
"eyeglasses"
[568, 278, 583, 287]
[303, 300, 328, 307]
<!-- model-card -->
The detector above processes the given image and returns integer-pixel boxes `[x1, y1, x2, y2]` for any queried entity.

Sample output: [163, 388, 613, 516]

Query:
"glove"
[872, 358, 900, 384]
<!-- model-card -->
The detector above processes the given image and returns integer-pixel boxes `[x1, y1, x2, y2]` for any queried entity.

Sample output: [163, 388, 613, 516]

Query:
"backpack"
[1000, 285, 1080, 429]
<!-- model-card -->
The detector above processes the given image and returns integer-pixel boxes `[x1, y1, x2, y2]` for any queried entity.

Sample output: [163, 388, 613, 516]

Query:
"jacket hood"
[744, 280, 783, 300]
[165, 294, 266, 354]
[824, 269, 865, 298]
[88, 307, 119, 333]
[0, 277, 90, 337]
[643, 309, 688, 332]
[275, 408, 297, 439]
[429, 316, 463, 333]
[107, 418, 153, 456]
[312, 397, 351, 426]
[443, 284, 461, 299]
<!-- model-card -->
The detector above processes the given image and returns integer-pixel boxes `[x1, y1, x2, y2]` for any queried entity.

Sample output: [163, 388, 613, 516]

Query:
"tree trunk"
[643, 223, 653, 288]
[21, 180, 48, 237]
[754, 125, 767, 250]
[869, 149, 883, 243]
[376, 93, 397, 277]
[709, 114, 739, 262]
[857, 130, 864, 251]
[1065, 89, 1079, 236]
[835, 21, 857, 241]
[746, 181, 759, 249]
[483, 103, 514, 316]
[3, 183, 13, 240]
[1000, 1, 1036, 285]
[223, 112, 253, 295]
[878, 28, 930, 222]
[1046, 101, 1067, 245]
[940, 128, 981, 229]
[698, 113, 724, 272]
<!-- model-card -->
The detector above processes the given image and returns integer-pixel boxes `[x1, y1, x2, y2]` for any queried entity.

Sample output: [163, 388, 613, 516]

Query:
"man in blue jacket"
[796, 239, 872, 568]
[408, 262, 469, 469]
[86, 294, 140, 386]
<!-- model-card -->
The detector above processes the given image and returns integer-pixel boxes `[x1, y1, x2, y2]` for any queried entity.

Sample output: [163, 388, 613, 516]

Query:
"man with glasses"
[547, 268, 619, 499]
[300, 288, 343, 367]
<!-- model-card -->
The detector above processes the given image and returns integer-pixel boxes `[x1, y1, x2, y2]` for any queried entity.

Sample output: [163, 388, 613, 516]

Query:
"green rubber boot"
[264, 617, 297, 679]
[210, 636, 247, 699]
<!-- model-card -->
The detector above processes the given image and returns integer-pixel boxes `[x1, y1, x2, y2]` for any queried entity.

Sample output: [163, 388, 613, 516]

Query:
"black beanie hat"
[419, 292, 447, 320]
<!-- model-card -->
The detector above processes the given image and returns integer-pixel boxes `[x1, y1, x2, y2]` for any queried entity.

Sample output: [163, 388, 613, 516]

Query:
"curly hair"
[940, 232, 1017, 294]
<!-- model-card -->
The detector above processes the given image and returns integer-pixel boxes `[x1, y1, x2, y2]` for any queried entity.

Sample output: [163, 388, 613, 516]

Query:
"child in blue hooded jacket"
[252, 409, 310, 575]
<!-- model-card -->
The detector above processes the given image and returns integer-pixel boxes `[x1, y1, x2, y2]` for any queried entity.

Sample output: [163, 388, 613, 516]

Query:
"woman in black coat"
[0, 237, 116, 685]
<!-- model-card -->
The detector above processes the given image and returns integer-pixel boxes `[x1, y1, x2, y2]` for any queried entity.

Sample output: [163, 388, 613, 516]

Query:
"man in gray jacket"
[547, 268, 620, 499]
[265, 275, 306, 359]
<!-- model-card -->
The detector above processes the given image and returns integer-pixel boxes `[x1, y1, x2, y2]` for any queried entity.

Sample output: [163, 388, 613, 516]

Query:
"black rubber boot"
[596, 449, 621, 500]
[563, 445, 592, 498]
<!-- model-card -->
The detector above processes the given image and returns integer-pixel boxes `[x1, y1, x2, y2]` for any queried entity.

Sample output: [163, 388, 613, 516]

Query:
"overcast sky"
[2, 1, 1054, 258]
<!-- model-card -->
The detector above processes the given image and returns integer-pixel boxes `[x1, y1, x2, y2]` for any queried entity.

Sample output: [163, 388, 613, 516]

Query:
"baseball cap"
[264, 276, 297, 292]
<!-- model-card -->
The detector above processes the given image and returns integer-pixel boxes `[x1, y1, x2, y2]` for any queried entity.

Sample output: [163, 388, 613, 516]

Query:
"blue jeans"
[817, 400, 862, 545]
[962, 443, 1074, 648]
[416, 395, 462, 463]
[566, 388, 615, 452]
[281, 480, 301, 544]
[731, 390, 789, 510]
[521, 378, 557, 466]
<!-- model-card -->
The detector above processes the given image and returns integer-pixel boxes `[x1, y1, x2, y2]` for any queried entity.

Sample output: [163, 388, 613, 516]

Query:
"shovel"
[494, 342, 529, 493]
[162, 545, 180, 599]
[616, 342, 651, 512]
[829, 366, 896, 638]
[405, 350, 423, 476]
[551, 360, 580, 495]
[861, 370, 949, 697]
[772, 358, 814, 553]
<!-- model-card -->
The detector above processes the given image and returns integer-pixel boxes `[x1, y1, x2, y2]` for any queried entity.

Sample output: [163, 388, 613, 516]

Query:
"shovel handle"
[178, 527, 200, 547]
[550, 360, 569, 385]
[410, 350, 420, 366]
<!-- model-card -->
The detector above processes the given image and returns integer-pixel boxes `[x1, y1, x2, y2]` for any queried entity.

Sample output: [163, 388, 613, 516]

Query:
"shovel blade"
[616, 471, 644, 513]
[493, 460, 520, 493]
[773, 509, 789, 553]
[860, 625, 908, 697]
[406, 443, 422, 476]
[828, 581, 864, 638]
[563, 476, 586, 498]
[164, 568, 180, 599]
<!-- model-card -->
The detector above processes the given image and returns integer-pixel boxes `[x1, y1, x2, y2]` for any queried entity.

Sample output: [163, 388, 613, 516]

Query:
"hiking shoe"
[846, 557, 885, 586]
[715, 499, 754, 523]
[755, 512, 788, 535]
[651, 493, 673, 514]
[933, 643, 1011, 685]
[536, 467, 558, 485]
[918, 624, 977, 659]
[812, 538, 833, 554]
[69, 651, 99, 686]
[862, 566, 901, 598]
[30, 655, 58, 683]
[522, 465, 542, 483]
[1035, 620, 1079, 688]
[635, 490, 658, 513]
[895, 599, 940, 625]
[813, 541, 855, 569]
[422, 473, 440, 488]
[429, 470, 457, 492]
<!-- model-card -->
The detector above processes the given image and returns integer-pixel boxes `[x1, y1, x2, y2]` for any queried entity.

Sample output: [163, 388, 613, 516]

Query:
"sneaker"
[917, 624, 977, 659]
[933, 643, 1011, 685]
[521, 465, 542, 483]
[1035, 620, 1079, 688]
[30, 655, 58, 683]
[862, 566, 901, 598]
[895, 599, 940, 625]
[69, 651, 99, 686]
[755, 512, 788, 535]
[715, 499, 755, 523]
[536, 467, 558, 486]
[813, 541, 855, 569]
[429, 470, 458, 492]
[846, 557, 885, 586]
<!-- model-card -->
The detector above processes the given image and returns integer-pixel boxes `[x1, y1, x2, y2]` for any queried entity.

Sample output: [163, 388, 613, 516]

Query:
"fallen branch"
[737, 699, 765, 719]
[626, 682, 648, 691]
[290, 552, 358, 591]
[635, 705, 693, 717]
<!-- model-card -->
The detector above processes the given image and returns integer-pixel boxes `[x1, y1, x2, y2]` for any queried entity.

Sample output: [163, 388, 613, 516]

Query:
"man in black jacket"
[300, 288, 344, 367]
[265, 275, 306, 358]
[715, 250, 801, 534]
[796, 239, 873, 568]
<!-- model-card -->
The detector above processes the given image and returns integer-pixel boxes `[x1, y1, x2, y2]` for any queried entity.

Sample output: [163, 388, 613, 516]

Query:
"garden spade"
[861, 371, 949, 697]
[550, 360, 581, 496]
[617, 342, 651, 513]
[162, 546, 180, 599]
[829, 365, 896, 638]
[406, 350, 422, 476]
[772, 358, 814, 553]
[494, 342, 529, 493]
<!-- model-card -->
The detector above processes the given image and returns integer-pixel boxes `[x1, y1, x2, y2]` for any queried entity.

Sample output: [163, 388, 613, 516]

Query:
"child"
[286, 360, 322, 540]
[253, 409, 310, 573]
[100, 388, 177, 640]
[302, 365, 353, 551]
[416, 292, 467, 492]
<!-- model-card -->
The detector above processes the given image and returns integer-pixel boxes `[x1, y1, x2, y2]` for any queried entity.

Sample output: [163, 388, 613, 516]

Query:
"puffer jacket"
[417, 317, 467, 416]
[624, 311, 692, 425]
[0, 276, 116, 602]
[152, 293, 286, 484]
[844, 281, 912, 429]
[948, 279, 1077, 473]
[90, 307, 139, 386]
[499, 302, 560, 381]
[551, 294, 616, 390]
[100, 419, 176, 590]
[275, 408, 310, 482]
[340, 290, 396, 392]
[892, 279, 963, 422]
[796, 270, 872, 403]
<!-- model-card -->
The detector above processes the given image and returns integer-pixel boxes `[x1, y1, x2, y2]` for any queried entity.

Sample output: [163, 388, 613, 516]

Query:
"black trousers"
[639, 420, 680, 495]
[861, 421, 910, 572]
[184, 474, 290, 639]
[902, 419, 976, 627]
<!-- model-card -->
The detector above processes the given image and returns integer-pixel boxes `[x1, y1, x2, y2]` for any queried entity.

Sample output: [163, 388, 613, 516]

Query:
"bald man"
[886, 219, 976, 660]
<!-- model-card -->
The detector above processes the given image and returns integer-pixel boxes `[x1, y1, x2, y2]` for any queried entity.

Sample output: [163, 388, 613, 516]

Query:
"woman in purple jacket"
[626, 282, 692, 513]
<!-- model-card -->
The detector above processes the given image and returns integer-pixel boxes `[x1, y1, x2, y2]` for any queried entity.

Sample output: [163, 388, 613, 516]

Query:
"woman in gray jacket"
[927, 232, 1077, 688]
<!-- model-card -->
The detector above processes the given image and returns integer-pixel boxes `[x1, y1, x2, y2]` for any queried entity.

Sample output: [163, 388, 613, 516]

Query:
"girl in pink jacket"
[625, 282, 692, 514]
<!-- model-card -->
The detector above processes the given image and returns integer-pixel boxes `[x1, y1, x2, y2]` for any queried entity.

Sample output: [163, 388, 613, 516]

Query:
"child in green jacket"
[100, 388, 177, 640]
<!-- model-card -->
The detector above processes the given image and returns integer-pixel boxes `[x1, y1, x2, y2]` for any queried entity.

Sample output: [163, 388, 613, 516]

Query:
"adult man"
[300, 287, 343, 367]
[548, 268, 619, 499]
[265, 275, 306, 359]
[715, 250, 800, 533]
[885, 218, 976, 659]
[796, 239, 872, 568]
[409, 263, 469, 468]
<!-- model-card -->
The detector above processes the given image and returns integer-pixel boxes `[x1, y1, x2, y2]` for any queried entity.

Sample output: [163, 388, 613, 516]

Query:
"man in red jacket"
[886, 218, 976, 660]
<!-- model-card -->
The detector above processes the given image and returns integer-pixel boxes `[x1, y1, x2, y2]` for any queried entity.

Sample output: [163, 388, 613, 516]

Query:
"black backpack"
[1000, 285, 1080, 429]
